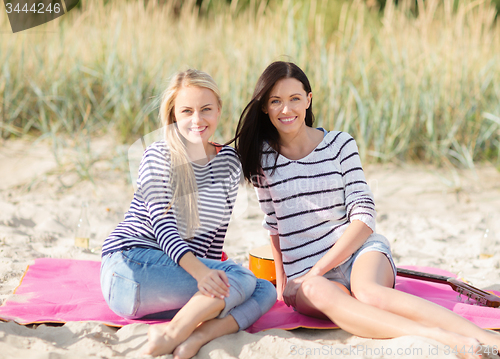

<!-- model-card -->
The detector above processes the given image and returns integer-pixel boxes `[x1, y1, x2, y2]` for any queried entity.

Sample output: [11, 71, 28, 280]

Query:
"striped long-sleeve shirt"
[102, 141, 241, 264]
[255, 130, 389, 279]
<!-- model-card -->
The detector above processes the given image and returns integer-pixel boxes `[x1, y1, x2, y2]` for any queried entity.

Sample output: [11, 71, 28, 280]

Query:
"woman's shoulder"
[213, 144, 241, 168]
[259, 142, 276, 169]
[323, 130, 354, 142]
[212, 143, 238, 161]
[320, 130, 356, 151]
[260, 141, 275, 155]
[211, 145, 241, 182]
[140, 141, 171, 168]
[214, 143, 237, 155]
[144, 140, 169, 155]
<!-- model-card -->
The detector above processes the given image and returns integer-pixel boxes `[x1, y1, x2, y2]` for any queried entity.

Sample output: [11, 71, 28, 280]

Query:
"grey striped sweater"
[102, 141, 241, 264]
[255, 130, 389, 279]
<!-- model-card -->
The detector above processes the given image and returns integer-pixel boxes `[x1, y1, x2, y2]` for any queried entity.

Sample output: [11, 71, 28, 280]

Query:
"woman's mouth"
[190, 126, 207, 134]
[279, 116, 296, 124]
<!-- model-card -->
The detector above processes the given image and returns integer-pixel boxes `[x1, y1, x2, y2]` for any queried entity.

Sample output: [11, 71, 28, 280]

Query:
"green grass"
[1, 0, 499, 170]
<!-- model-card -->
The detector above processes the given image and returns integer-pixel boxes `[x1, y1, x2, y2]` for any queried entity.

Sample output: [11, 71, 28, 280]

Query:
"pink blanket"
[0, 258, 499, 333]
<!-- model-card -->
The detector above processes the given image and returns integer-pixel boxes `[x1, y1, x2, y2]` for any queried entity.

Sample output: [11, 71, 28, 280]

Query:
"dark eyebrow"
[269, 93, 303, 99]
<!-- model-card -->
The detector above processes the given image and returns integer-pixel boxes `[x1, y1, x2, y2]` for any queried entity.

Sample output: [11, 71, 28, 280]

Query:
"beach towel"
[0, 258, 499, 333]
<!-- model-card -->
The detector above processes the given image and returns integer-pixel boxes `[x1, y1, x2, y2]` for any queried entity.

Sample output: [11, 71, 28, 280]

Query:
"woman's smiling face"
[264, 77, 312, 135]
[173, 85, 220, 146]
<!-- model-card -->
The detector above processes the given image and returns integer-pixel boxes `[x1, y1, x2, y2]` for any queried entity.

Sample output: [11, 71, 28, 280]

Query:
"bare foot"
[478, 330, 500, 358]
[173, 331, 207, 359]
[142, 323, 186, 357]
[172, 316, 239, 359]
[435, 328, 481, 359]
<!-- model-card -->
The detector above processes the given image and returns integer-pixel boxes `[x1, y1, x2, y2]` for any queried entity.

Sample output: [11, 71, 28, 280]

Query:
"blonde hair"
[159, 69, 222, 239]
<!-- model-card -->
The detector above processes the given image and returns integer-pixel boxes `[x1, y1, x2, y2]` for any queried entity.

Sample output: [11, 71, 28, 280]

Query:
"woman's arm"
[254, 173, 286, 299]
[307, 219, 372, 277]
[139, 144, 230, 298]
[283, 133, 376, 306]
[138, 144, 193, 262]
[253, 173, 280, 236]
[282, 220, 372, 307]
[270, 234, 286, 301]
[307, 132, 376, 276]
[175, 150, 243, 299]
[179, 252, 230, 299]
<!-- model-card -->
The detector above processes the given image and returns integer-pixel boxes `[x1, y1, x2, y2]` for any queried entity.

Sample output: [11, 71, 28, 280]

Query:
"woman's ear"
[306, 92, 312, 109]
[262, 104, 268, 114]
[170, 108, 177, 123]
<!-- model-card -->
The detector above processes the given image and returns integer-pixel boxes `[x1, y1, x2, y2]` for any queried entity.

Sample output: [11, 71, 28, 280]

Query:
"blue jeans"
[100, 247, 276, 330]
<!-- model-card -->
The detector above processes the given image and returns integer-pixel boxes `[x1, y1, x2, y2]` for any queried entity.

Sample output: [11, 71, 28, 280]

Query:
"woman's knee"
[225, 265, 257, 300]
[204, 259, 257, 297]
[351, 283, 389, 309]
[300, 276, 328, 301]
[218, 265, 258, 319]
[254, 279, 277, 311]
[301, 276, 349, 306]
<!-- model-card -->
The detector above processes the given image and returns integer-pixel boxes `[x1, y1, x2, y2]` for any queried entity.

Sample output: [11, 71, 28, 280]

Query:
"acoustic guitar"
[248, 245, 500, 308]
[397, 267, 500, 308]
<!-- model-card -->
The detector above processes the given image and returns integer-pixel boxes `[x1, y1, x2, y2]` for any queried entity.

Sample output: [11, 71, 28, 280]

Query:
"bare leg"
[350, 252, 500, 349]
[173, 315, 239, 359]
[295, 262, 483, 358]
[142, 292, 225, 357]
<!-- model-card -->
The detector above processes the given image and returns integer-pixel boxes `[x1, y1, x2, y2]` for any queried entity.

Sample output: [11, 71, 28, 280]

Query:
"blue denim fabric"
[323, 239, 397, 291]
[100, 247, 276, 330]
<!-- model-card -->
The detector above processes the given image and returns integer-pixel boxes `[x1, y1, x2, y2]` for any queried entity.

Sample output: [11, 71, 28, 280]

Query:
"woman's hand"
[282, 275, 308, 308]
[270, 234, 288, 301]
[276, 272, 287, 301]
[197, 269, 231, 299]
[178, 252, 230, 299]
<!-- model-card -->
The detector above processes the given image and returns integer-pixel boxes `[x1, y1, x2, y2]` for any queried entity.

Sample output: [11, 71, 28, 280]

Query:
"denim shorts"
[323, 238, 396, 291]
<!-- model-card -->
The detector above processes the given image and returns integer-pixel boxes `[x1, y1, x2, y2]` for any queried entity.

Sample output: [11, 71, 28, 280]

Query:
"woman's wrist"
[178, 252, 210, 282]
[306, 266, 323, 278]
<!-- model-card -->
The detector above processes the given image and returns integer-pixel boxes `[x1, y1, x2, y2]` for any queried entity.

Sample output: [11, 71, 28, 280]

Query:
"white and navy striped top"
[102, 141, 241, 264]
[255, 130, 389, 279]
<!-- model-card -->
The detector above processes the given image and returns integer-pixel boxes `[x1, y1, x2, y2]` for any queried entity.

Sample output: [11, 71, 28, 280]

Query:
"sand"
[1, 137, 500, 359]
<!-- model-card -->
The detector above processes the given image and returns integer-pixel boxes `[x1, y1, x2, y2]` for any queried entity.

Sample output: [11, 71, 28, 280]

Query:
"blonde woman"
[100, 69, 276, 358]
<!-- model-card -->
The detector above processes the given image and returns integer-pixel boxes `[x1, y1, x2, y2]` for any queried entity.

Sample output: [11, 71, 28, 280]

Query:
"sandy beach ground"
[1, 136, 499, 359]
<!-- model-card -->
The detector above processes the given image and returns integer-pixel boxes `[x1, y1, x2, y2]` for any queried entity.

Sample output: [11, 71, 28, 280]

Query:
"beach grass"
[0, 0, 499, 169]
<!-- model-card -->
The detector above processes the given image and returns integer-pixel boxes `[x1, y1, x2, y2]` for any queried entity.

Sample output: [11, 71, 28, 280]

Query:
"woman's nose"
[192, 111, 202, 124]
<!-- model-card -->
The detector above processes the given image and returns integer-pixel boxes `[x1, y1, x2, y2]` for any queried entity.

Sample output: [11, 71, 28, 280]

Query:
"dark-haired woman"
[234, 61, 500, 358]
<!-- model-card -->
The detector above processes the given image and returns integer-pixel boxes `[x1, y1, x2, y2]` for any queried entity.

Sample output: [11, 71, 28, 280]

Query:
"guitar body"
[249, 245, 276, 285]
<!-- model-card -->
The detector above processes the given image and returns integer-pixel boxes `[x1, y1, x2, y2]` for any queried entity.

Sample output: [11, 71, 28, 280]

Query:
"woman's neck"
[278, 125, 323, 161]
[185, 141, 216, 165]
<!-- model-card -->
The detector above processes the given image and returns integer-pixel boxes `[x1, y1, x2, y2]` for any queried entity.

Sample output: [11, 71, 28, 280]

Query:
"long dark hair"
[232, 61, 315, 183]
